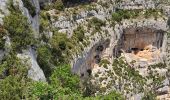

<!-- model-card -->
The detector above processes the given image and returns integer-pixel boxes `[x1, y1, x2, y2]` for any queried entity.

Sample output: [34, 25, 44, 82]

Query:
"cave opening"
[115, 27, 165, 64]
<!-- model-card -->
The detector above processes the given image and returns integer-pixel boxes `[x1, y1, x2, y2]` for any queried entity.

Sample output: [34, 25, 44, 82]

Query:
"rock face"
[14, 0, 46, 81]
[86, 17, 169, 99]
[121, 27, 164, 51]
[112, 18, 168, 67]
[118, 0, 156, 10]
[48, 0, 169, 76]
[0, 0, 46, 81]
[52, 0, 170, 98]
[72, 16, 168, 76]
[72, 39, 111, 76]
[0, 0, 170, 99]
[52, 0, 114, 36]
[167, 35, 170, 66]
[17, 48, 46, 82]
[13, 0, 40, 33]
[0, 0, 9, 24]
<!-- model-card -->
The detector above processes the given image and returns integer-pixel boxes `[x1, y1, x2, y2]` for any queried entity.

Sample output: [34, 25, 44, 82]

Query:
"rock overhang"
[113, 17, 169, 66]
[72, 16, 169, 75]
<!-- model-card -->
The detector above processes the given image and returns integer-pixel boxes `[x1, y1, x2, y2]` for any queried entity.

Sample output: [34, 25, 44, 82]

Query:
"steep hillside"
[0, 0, 170, 99]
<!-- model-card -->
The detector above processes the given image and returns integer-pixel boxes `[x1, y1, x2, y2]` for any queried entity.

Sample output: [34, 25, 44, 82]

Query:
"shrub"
[39, 11, 50, 33]
[73, 26, 85, 42]
[95, 73, 99, 77]
[112, 9, 140, 23]
[58, 41, 66, 50]
[50, 32, 72, 64]
[29, 82, 54, 99]
[168, 18, 170, 27]
[112, 12, 122, 22]
[37, 45, 53, 78]
[0, 53, 32, 99]
[0, 25, 6, 49]
[142, 92, 156, 100]
[99, 59, 110, 67]
[88, 17, 106, 31]
[22, 0, 36, 16]
[144, 9, 161, 18]
[3, 12, 35, 51]
[0, 76, 31, 99]
[50, 64, 80, 93]
[101, 91, 124, 100]
[53, 0, 65, 11]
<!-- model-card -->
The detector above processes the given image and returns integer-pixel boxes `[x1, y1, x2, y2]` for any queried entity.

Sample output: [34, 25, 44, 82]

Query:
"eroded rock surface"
[17, 48, 46, 82]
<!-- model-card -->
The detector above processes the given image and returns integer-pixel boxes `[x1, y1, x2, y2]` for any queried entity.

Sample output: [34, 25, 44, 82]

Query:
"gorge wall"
[0, 0, 46, 81]
[0, 0, 170, 99]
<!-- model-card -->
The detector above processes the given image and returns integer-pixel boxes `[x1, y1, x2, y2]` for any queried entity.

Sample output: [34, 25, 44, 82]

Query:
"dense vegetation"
[111, 9, 163, 26]
[0, 52, 32, 99]
[3, 11, 35, 51]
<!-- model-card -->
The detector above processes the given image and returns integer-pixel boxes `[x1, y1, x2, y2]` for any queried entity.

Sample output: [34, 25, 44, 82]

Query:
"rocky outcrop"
[0, 0, 9, 24]
[166, 34, 170, 66]
[52, 1, 114, 36]
[0, 0, 170, 99]
[17, 48, 46, 82]
[13, 0, 40, 33]
[72, 16, 169, 75]
[117, 0, 156, 10]
[0, 0, 46, 81]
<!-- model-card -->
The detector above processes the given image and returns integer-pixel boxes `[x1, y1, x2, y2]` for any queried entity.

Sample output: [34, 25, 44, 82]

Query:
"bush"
[112, 12, 122, 22]
[53, 0, 65, 11]
[0, 53, 32, 99]
[0, 76, 31, 99]
[50, 32, 71, 64]
[29, 82, 54, 99]
[37, 46, 53, 78]
[144, 9, 161, 18]
[88, 17, 106, 31]
[3, 12, 35, 51]
[39, 11, 50, 33]
[112, 9, 140, 23]
[0, 25, 6, 49]
[167, 32, 170, 37]
[101, 91, 124, 100]
[99, 59, 110, 67]
[142, 92, 156, 100]
[168, 18, 170, 27]
[22, 0, 36, 16]
[50, 64, 80, 94]
[73, 26, 85, 42]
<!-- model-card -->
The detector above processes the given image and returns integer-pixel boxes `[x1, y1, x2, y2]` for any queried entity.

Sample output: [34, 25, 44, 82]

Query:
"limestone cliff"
[0, 0, 46, 81]
[0, 0, 170, 99]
